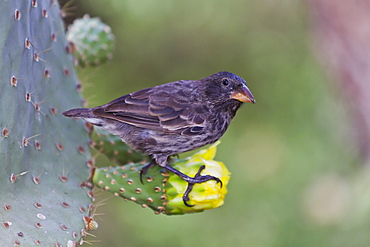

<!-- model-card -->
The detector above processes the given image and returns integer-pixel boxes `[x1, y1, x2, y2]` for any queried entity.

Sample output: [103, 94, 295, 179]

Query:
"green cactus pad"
[91, 127, 150, 165]
[0, 1, 93, 245]
[67, 14, 115, 67]
[93, 164, 169, 214]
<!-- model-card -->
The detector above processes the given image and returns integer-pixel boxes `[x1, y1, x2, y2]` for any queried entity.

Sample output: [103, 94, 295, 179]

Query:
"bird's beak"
[231, 84, 256, 103]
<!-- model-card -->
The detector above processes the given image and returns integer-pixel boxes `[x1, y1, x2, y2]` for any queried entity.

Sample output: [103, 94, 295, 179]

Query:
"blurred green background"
[64, 0, 369, 246]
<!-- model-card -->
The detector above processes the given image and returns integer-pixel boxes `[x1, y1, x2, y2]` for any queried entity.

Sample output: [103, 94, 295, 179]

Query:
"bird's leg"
[163, 164, 222, 207]
[139, 160, 156, 184]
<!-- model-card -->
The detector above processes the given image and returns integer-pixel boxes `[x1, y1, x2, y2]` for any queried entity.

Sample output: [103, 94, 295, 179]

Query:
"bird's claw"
[139, 161, 155, 184]
[182, 165, 223, 207]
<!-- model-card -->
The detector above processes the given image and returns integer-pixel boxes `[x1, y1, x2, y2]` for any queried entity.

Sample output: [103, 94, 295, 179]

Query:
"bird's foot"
[139, 161, 156, 184]
[164, 164, 222, 207]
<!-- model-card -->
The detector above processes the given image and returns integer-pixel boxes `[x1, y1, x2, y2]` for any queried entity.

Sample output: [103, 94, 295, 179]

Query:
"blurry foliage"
[62, 0, 369, 246]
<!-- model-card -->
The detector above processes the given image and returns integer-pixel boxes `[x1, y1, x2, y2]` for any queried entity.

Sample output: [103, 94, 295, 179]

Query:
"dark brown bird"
[63, 71, 255, 206]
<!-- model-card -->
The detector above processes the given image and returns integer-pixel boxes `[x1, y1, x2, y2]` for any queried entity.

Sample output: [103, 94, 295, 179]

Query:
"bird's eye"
[222, 79, 230, 86]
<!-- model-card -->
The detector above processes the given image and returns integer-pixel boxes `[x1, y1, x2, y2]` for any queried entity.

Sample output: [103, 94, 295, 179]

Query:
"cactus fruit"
[91, 127, 150, 165]
[66, 14, 114, 67]
[93, 142, 230, 215]
[0, 0, 93, 246]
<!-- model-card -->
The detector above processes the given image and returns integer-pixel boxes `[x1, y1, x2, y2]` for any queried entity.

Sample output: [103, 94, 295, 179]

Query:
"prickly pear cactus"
[0, 1, 93, 246]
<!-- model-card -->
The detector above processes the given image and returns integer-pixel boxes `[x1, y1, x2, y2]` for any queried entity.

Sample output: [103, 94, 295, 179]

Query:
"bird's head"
[203, 71, 255, 105]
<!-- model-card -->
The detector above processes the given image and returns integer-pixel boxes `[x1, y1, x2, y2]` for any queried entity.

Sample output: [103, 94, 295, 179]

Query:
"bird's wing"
[92, 83, 208, 135]
[92, 88, 162, 130]
[148, 88, 209, 135]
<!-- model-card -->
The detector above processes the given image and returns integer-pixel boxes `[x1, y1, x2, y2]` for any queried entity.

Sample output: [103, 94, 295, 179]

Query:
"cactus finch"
[63, 71, 255, 206]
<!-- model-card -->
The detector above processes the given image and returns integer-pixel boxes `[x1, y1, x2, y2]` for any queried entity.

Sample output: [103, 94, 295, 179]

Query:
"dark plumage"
[63, 71, 255, 206]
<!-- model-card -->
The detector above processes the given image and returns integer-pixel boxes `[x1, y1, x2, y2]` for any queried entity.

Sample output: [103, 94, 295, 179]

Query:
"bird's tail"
[62, 108, 94, 118]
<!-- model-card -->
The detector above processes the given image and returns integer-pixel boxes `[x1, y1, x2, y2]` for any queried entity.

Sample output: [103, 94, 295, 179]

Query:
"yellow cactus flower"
[165, 141, 231, 215]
